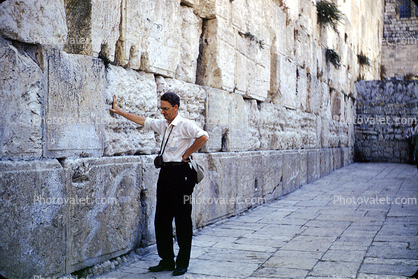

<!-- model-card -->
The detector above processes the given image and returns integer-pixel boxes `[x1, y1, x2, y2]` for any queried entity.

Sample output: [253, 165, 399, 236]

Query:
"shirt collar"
[166, 113, 182, 127]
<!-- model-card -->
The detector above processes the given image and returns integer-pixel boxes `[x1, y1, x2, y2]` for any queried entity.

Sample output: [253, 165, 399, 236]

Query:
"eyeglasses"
[159, 106, 172, 112]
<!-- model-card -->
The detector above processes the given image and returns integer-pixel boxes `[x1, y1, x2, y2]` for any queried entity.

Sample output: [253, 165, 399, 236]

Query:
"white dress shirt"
[144, 114, 208, 162]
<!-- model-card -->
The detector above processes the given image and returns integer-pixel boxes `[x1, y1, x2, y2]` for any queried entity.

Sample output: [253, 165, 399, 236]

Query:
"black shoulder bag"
[154, 126, 173, 168]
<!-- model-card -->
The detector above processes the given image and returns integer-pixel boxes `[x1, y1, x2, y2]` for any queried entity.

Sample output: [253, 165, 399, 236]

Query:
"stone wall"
[381, 0, 418, 78]
[355, 80, 418, 162]
[0, 0, 383, 278]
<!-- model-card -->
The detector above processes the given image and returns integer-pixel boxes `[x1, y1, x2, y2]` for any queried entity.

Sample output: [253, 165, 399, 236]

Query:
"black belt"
[162, 161, 188, 167]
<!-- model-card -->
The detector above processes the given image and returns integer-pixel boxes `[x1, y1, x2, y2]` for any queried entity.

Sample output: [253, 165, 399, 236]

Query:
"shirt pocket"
[168, 136, 179, 152]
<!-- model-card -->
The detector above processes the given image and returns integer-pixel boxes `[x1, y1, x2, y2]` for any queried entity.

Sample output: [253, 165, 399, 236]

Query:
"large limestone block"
[270, 54, 299, 107]
[297, 67, 308, 111]
[204, 88, 249, 152]
[295, 28, 311, 68]
[283, 0, 299, 22]
[0, 160, 66, 279]
[204, 88, 229, 152]
[259, 151, 284, 200]
[245, 99, 262, 150]
[175, 6, 203, 83]
[282, 151, 300, 193]
[0, 0, 67, 48]
[299, 150, 308, 186]
[0, 38, 43, 159]
[196, 18, 236, 92]
[156, 76, 207, 126]
[225, 93, 249, 151]
[194, 0, 229, 19]
[104, 65, 158, 156]
[193, 153, 240, 225]
[307, 149, 320, 183]
[257, 103, 285, 150]
[333, 148, 342, 170]
[280, 58, 297, 109]
[64, 0, 121, 61]
[299, 112, 319, 149]
[116, 0, 181, 77]
[320, 149, 332, 177]
[44, 49, 105, 158]
[234, 152, 265, 212]
[62, 156, 155, 273]
[306, 75, 322, 115]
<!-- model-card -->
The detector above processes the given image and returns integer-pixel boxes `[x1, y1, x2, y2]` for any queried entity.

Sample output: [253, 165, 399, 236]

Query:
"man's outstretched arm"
[109, 95, 146, 126]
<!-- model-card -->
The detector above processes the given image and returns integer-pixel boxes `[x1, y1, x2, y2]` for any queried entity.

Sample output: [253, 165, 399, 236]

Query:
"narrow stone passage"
[95, 163, 418, 279]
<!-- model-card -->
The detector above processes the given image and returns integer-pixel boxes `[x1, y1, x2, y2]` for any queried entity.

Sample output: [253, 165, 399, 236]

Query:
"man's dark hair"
[161, 92, 180, 107]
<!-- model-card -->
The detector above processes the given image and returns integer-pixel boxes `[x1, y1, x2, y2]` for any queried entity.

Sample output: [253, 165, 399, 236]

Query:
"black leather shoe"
[148, 261, 175, 272]
[173, 267, 187, 276]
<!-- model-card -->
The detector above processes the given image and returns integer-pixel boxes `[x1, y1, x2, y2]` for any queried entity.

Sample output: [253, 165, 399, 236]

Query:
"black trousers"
[155, 163, 196, 268]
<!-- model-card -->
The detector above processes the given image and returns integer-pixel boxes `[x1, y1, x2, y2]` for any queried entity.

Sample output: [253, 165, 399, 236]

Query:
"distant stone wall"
[0, 0, 384, 278]
[382, 0, 418, 78]
[355, 80, 418, 162]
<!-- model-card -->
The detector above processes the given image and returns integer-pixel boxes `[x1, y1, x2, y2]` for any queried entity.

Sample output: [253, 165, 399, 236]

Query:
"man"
[412, 130, 418, 171]
[406, 121, 417, 164]
[109, 92, 209, 276]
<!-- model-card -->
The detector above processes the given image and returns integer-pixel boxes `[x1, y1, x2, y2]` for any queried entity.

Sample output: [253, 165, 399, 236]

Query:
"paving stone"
[263, 255, 318, 269]
[197, 248, 271, 264]
[187, 259, 259, 278]
[280, 239, 333, 253]
[303, 220, 352, 229]
[212, 241, 277, 253]
[250, 266, 310, 278]
[366, 242, 418, 259]
[309, 261, 361, 277]
[321, 249, 366, 263]
[359, 262, 418, 276]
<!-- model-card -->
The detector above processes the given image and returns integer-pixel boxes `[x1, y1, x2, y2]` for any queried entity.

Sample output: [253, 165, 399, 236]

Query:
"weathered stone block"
[194, 0, 229, 19]
[64, 0, 121, 61]
[299, 150, 308, 186]
[115, 0, 181, 76]
[44, 48, 105, 158]
[228, 93, 249, 151]
[297, 67, 308, 111]
[0, 0, 67, 48]
[261, 151, 284, 200]
[320, 149, 332, 177]
[283, 151, 300, 193]
[193, 153, 240, 225]
[281, 58, 297, 109]
[245, 99, 262, 150]
[204, 87, 229, 152]
[333, 148, 343, 170]
[104, 65, 158, 156]
[196, 17, 236, 92]
[0, 38, 43, 159]
[204, 88, 248, 152]
[307, 149, 321, 183]
[62, 156, 154, 273]
[0, 160, 66, 279]
[175, 6, 203, 83]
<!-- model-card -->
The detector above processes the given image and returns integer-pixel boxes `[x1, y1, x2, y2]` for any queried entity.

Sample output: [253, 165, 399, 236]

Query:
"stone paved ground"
[94, 163, 418, 279]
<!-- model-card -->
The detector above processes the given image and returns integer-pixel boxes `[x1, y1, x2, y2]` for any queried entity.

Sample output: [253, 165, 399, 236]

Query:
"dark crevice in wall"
[195, 19, 209, 86]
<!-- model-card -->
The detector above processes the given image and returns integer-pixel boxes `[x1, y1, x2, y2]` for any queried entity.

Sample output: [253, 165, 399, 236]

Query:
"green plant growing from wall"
[357, 54, 371, 67]
[326, 48, 341, 69]
[316, 0, 343, 30]
[238, 31, 264, 49]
